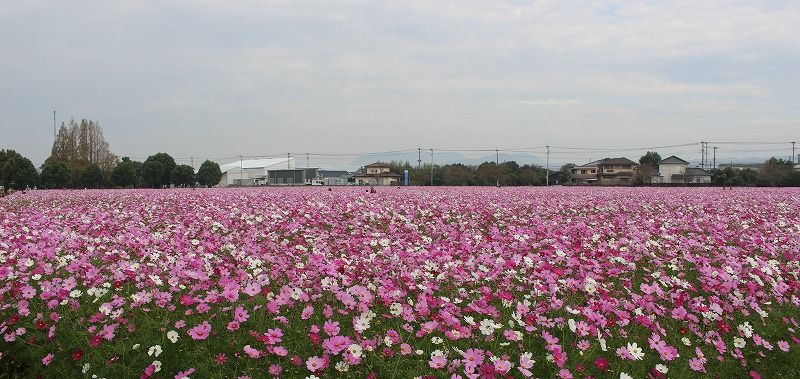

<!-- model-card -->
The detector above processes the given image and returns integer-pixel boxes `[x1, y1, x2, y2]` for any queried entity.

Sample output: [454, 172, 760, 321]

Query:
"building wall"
[366, 167, 390, 175]
[658, 163, 686, 184]
[355, 176, 398, 186]
[570, 166, 598, 183]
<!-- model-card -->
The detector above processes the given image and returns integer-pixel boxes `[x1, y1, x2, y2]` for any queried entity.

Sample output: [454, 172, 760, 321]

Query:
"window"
[581, 170, 586, 174]
[590, 169, 596, 173]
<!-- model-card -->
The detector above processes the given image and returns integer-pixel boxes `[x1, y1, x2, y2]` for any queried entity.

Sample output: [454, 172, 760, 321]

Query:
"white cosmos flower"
[655, 364, 668, 374]
[626, 342, 644, 360]
[347, 344, 363, 359]
[734, 337, 746, 348]
[620, 372, 633, 379]
[335, 361, 349, 372]
[167, 330, 179, 343]
[148, 345, 162, 357]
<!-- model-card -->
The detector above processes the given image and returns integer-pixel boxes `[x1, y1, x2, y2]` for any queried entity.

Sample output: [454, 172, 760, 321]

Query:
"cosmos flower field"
[1, 188, 799, 379]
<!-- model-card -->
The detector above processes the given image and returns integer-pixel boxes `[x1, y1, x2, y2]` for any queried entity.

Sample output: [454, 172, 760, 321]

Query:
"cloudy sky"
[1, 0, 799, 169]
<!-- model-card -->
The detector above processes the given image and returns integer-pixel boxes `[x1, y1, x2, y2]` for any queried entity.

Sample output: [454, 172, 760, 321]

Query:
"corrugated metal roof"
[220, 158, 293, 173]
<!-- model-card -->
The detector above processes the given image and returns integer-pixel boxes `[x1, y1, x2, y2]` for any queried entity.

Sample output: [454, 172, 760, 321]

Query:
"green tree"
[171, 165, 196, 187]
[80, 164, 105, 188]
[0, 150, 38, 190]
[112, 157, 140, 188]
[197, 160, 223, 187]
[638, 151, 661, 184]
[441, 163, 476, 186]
[142, 153, 176, 187]
[141, 160, 165, 188]
[39, 159, 71, 189]
[759, 157, 794, 186]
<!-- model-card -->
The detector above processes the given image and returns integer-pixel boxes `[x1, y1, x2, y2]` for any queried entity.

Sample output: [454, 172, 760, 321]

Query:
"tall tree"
[142, 153, 176, 188]
[197, 160, 223, 187]
[171, 165, 196, 187]
[50, 118, 118, 175]
[0, 150, 39, 190]
[39, 159, 71, 189]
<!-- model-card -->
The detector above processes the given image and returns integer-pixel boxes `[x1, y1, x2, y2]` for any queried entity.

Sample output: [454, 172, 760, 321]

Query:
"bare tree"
[50, 118, 118, 172]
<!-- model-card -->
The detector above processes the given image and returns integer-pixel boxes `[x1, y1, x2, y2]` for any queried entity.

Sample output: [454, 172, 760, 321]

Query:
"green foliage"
[639, 151, 662, 166]
[395, 161, 548, 186]
[142, 153, 176, 188]
[141, 160, 165, 188]
[760, 157, 794, 186]
[196, 160, 223, 187]
[112, 158, 141, 188]
[80, 164, 105, 188]
[171, 165, 196, 187]
[0, 149, 38, 190]
[39, 159, 71, 189]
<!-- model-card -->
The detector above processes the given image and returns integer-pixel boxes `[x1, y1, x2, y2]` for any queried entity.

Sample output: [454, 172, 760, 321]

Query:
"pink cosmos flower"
[306, 355, 326, 372]
[243, 345, 260, 358]
[175, 368, 195, 379]
[268, 364, 282, 376]
[233, 306, 249, 323]
[187, 321, 211, 340]
[42, 353, 54, 366]
[272, 346, 288, 356]
[323, 320, 340, 336]
[461, 348, 485, 370]
[429, 355, 447, 369]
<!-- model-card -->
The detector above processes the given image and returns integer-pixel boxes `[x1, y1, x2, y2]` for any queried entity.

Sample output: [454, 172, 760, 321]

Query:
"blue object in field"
[403, 170, 409, 186]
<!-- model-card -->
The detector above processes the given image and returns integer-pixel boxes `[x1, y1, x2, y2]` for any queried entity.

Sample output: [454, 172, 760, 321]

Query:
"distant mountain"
[346, 152, 545, 170]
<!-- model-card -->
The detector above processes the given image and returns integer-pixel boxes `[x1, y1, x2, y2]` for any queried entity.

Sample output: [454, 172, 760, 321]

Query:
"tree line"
[1, 118, 223, 190]
[2, 119, 799, 190]
[383, 160, 571, 186]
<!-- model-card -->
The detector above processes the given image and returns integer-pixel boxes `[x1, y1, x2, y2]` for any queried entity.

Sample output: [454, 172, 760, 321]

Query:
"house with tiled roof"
[654, 155, 711, 184]
[571, 157, 637, 185]
[354, 162, 401, 186]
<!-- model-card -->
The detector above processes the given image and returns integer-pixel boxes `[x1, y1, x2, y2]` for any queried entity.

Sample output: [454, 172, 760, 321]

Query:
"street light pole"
[546, 145, 550, 186]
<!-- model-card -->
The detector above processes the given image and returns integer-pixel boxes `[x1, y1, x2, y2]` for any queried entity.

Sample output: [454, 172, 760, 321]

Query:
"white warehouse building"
[218, 158, 295, 186]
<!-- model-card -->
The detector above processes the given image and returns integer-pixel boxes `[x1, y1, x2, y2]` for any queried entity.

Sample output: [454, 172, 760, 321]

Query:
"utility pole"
[792, 141, 796, 164]
[712, 146, 717, 169]
[287, 152, 291, 169]
[306, 152, 309, 168]
[546, 145, 550, 186]
[417, 148, 422, 170]
[700, 141, 705, 170]
[429, 149, 434, 186]
[191, 156, 194, 170]
[239, 155, 243, 185]
[496, 148, 499, 187]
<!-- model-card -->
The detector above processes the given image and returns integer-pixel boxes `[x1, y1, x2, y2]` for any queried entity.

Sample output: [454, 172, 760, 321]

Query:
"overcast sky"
[1, 0, 799, 169]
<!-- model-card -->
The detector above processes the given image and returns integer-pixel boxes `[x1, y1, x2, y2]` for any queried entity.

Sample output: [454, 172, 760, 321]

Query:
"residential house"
[570, 160, 601, 184]
[596, 158, 638, 185]
[354, 162, 401, 186]
[654, 156, 711, 184]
